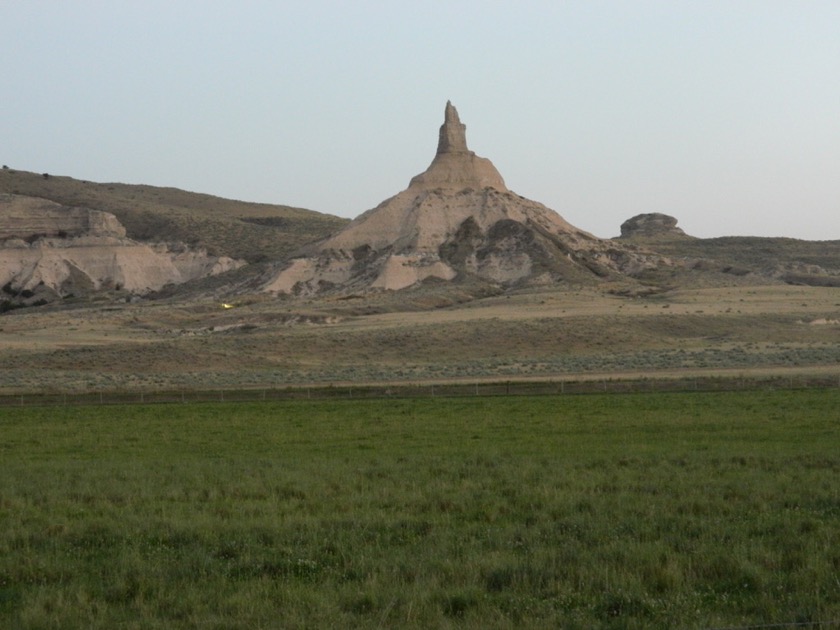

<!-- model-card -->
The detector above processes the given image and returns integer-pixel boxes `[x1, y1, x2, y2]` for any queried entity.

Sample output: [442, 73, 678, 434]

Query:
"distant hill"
[3, 167, 837, 295]
[644, 235, 838, 269]
[618, 232, 840, 287]
[0, 168, 348, 263]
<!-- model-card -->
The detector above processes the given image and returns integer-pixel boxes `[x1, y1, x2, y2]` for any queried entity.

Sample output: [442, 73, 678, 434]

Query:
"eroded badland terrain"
[1, 103, 838, 393]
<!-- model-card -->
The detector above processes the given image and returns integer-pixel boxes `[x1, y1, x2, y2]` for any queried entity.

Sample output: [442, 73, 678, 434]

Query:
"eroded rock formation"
[619, 213, 688, 239]
[407, 100, 508, 192]
[263, 102, 666, 295]
[1, 194, 245, 306]
[0, 193, 126, 240]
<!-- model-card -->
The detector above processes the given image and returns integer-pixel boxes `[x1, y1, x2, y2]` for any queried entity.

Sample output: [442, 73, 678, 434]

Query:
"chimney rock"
[408, 101, 507, 191]
[437, 101, 469, 154]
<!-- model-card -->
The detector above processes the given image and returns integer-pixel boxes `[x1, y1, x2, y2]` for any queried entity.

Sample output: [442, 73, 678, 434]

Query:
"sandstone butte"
[263, 101, 665, 295]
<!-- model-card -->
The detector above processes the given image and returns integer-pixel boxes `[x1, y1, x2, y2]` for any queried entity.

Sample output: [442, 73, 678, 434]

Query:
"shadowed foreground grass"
[1, 391, 839, 628]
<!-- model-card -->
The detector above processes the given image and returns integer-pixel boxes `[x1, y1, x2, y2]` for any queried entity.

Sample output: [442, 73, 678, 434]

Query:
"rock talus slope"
[264, 102, 665, 295]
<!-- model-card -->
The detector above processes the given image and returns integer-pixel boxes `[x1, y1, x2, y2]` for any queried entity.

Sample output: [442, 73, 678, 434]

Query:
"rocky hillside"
[0, 167, 347, 263]
[618, 213, 840, 287]
[0, 194, 244, 309]
[3, 110, 836, 305]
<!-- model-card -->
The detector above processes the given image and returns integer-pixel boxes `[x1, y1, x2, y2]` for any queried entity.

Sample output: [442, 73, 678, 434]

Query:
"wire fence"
[1, 373, 838, 408]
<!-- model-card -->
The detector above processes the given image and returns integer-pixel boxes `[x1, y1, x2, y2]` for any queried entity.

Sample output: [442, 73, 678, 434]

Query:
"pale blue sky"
[2, 1, 839, 239]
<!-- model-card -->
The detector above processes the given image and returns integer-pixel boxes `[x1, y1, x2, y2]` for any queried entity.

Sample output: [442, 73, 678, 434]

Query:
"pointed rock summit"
[263, 102, 661, 295]
[409, 101, 507, 192]
[438, 100, 468, 153]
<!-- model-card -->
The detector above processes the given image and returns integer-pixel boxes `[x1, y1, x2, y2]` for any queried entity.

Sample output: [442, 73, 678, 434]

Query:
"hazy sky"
[3, 1, 839, 240]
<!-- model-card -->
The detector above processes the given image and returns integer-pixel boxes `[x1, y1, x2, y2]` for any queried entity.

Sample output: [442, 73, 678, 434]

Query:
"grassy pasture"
[1, 391, 839, 628]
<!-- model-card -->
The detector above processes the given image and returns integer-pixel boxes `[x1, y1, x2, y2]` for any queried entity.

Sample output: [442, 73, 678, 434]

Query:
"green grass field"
[2, 391, 839, 628]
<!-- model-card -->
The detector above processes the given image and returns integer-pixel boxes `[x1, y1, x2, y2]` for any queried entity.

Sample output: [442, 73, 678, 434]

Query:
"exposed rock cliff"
[1, 194, 245, 307]
[0, 193, 126, 240]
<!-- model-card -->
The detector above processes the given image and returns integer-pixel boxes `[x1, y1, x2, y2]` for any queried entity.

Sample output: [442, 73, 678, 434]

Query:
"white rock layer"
[0, 194, 245, 302]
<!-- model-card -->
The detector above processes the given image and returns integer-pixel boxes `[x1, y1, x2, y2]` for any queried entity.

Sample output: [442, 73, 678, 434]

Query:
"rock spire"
[437, 100, 468, 154]
[408, 101, 507, 191]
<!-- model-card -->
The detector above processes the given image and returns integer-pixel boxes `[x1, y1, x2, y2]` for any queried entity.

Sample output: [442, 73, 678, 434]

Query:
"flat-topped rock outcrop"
[264, 102, 665, 295]
[0, 193, 126, 240]
[619, 213, 689, 239]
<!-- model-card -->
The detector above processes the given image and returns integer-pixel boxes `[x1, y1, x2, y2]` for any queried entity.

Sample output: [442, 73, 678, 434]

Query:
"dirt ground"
[1, 284, 838, 393]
